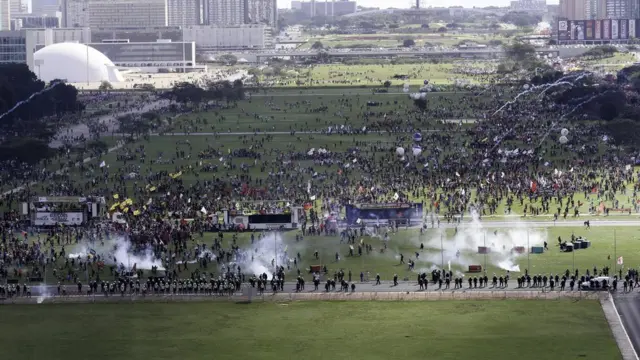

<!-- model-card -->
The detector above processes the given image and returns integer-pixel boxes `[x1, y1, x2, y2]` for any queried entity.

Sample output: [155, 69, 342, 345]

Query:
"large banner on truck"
[345, 203, 423, 225]
[34, 212, 83, 226]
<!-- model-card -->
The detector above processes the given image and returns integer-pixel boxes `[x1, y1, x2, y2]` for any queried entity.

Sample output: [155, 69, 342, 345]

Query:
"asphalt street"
[613, 293, 640, 359]
[28, 279, 599, 297]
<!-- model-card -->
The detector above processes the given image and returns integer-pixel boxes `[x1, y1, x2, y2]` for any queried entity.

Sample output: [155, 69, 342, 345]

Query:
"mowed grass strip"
[0, 301, 620, 360]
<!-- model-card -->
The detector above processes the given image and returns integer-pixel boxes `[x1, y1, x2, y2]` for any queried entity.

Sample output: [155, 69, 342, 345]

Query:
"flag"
[113, 194, 119, 200]
[200, 206, 207, 214]
[132, 263, 137, 272]
[100, 161, 106, 168]
[310, 195, 316, 201]
[133, 210, 141, 216]
[617, 256, 624, 265]
[530, 181, 537, 193]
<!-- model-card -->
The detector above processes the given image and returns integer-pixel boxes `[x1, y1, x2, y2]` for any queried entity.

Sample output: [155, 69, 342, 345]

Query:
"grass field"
[17, 224, 640, 284]
[0, 301, 620, 360]
[260, 62, 496, 87]
[300, 32, 510, 49]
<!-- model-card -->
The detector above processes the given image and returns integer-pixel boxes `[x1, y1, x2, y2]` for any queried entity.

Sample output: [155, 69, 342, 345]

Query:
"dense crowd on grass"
[0, 67, 639, 290]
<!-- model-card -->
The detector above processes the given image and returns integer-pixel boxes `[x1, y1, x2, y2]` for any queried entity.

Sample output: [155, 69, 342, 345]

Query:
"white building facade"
[62, 0, 167, 28]
[183, 24, 272, 50]
[206, 0, 245, 25]
[167, 0, 200, 26]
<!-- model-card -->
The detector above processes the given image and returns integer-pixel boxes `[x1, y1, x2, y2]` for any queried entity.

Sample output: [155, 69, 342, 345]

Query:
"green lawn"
[15, 225, 640, 284]
[0, 301, 620, 360]
[262, 63, 497, 87]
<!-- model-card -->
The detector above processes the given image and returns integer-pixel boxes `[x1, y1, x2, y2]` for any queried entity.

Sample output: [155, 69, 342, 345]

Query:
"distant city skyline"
[282, 0, 559, 9]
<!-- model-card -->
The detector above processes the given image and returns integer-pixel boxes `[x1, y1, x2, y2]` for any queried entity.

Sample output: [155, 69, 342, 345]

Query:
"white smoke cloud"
[414, 211, 547, 273]
[68, 236, 164, 271]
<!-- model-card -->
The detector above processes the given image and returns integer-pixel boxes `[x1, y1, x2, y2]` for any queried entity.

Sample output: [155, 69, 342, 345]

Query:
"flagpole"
[484, 231, 487, 271]
[440, 233, 444, 271]
[527, 229, 530, 273]
[614, 228, 617, 274]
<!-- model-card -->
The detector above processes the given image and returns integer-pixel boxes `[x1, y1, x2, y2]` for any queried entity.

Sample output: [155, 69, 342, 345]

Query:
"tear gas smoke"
[414, 212, 547, 273]
[34, 284, 51, 304]
[231, 232, 290, 276]
[68, 236, 164, 271]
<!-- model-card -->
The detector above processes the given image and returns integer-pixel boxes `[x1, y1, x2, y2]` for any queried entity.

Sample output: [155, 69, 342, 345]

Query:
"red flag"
[530, 181, 537, 193]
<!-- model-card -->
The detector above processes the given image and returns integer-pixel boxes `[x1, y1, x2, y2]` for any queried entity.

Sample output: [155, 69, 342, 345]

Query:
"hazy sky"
[280, 0, 559, 9]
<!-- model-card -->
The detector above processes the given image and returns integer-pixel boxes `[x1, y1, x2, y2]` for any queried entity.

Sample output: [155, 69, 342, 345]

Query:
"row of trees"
[0, 64, 82, 163]
[163, 79, 246, 107]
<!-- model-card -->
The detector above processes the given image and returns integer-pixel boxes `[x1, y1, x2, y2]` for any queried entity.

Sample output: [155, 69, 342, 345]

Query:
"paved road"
[28, 279, 582, 297]
[613, 294, 640, 359]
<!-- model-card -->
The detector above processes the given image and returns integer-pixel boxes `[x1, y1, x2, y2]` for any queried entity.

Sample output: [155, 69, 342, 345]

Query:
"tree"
[605, 119, 640, 147]
[504, 42, 536, 62]
[421, 23, 429, 29]
[437, 27, 447, 33]
[316, 50, 329, 63]
[403, 39, 416, 47]
[311, 41, 324, 50]
[218, 54, 238, 66]
[171, 82, 205, 105]
[413, 98, 427, 110]
[0, 64, 82, 163]
[99, 81, 113, 91]
[500, 12, 541, 27]
[599, 102, 619, 121]
[383, 80, 391, 88]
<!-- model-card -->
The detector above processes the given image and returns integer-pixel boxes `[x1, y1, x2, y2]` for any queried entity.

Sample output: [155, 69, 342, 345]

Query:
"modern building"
[32, 0, 62, 17]
[246, 0, 277, 27]
[206, 0, 246, 25]
[166, 0, 201, 26]
[0, 0, 10, 30]
[182, 24, 272, 50]
[606, 0, 631, 19]
[35, 41, 196, 69]
[510, 0, 547, 13]
[584, 0, 606, 19]
[559, 0, 585, 20]
[30, 27, 91, 45]
[33, 42, 123, 82]
[91, 27, 182, 43]
[61, 0, 168, 28]
[295, 0, 357, 17]
[0, 29, 36, 69]
[13, 15, 60, 29]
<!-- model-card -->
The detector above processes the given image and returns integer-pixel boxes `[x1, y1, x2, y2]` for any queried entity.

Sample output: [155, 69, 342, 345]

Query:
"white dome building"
[33, 43, 124, 83]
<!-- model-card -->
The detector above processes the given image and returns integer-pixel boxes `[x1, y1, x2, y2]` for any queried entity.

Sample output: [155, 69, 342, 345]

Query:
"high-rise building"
[559, 0, 585, 20]
[584, 0, 606, 19]
[62, 0, 167, 28]
[606, 0, 631, 19]
[205, 0, 245, 25]
[246, 0, 276, 27]
[32, 0, 61, 17]
[296, 0, 356, 17]
[167, 0, 201, 26]
[0, 0, 10, 30]
[509, 0, 546, 13]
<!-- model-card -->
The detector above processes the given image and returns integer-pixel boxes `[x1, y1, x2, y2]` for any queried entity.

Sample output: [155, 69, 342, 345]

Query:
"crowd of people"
[0, 62, 639, 300]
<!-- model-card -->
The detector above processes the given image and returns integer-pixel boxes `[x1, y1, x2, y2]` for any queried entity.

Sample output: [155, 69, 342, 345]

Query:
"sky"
[280, 0, 559, 9]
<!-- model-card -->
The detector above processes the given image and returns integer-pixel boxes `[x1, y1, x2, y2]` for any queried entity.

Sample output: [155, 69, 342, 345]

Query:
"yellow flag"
[113, 194, 119, 200]
[149, 186, 157, 192]
[133, 210, 141, 216]
[110, 203, 119, 211]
